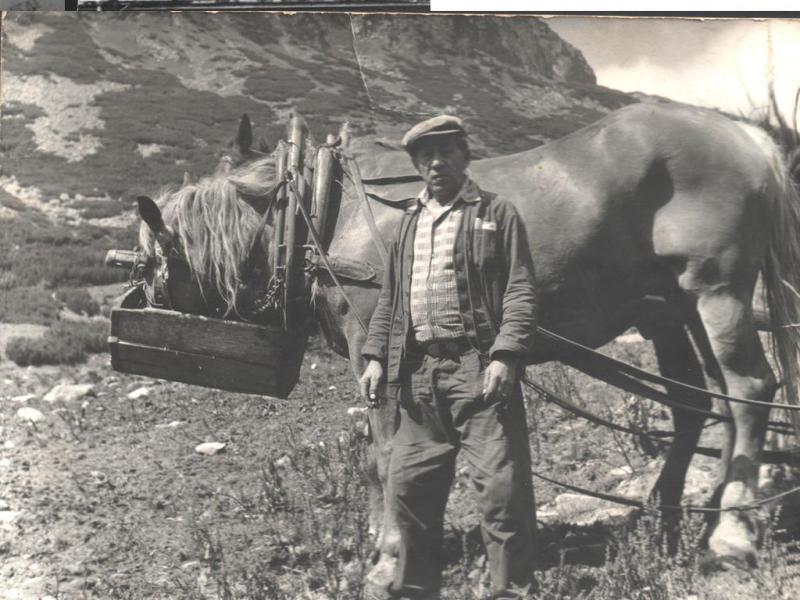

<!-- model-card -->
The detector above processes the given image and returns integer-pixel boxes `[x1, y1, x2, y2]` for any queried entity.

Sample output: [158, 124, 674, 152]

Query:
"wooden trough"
[108, 286, 307, 398]
[107, 113, 330, 399]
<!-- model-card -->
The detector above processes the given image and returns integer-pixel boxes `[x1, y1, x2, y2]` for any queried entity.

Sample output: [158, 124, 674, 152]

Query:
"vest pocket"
[473, 227, 499, 270]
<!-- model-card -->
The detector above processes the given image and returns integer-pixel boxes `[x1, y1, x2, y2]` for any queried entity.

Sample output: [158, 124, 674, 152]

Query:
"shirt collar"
[416, 174, 480, 209]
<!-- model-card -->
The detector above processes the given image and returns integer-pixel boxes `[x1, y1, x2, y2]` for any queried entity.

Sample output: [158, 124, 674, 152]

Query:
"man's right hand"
[359, 360, 385, 408]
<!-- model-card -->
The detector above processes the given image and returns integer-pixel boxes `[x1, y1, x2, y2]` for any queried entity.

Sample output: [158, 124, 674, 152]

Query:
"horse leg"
[342, 318, 401, 589]
[695, 290, 777, 565]
[646, 319, 710, 513]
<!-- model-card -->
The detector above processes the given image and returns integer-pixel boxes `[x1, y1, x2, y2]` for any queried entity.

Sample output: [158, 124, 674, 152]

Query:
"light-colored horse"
[136, 102, 800, 575]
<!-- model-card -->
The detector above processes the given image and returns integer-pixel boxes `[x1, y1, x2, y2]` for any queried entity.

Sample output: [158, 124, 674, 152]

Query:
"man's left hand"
[482, 353, 517, 403]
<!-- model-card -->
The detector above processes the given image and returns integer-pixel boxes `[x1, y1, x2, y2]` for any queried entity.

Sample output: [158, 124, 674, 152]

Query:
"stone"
[155, 421, 186, 429]
[10, 394, 36, 403]
[554, 493, 634, 526]
[274, 455, 292, 469]
[43, 384, 94, 404]
[0, 510, 19, 523]
[127, 386, 151, 400]
[194, 442, 226, 456]
[17, 407, 44, 423]
[608, 465, 634, 480]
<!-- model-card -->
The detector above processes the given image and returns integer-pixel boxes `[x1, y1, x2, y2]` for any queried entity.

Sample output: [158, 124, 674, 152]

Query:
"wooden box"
[108, 288, 306, 398]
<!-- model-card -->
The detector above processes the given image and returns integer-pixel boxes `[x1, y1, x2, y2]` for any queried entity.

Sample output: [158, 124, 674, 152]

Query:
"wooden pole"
[284, 114, 309, 327]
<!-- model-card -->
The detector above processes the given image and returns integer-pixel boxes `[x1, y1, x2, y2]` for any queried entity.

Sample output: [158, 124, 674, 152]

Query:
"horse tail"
[760, 133, 800, 435]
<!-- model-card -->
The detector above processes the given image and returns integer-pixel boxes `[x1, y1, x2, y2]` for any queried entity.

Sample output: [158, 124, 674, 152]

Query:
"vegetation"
[6, 319, 109, 366]
[0, 216, 136, 294]
[54, 287, 101, 317]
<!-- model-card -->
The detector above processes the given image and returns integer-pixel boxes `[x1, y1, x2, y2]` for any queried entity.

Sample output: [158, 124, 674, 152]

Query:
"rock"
[554, 493, 635, 526]
[194, 442, 226, 456]
[155, 420, 186, 429]
[347, 406, 367, 418]
[43, 383, 94, 404]
[328, 385, 337, 391]
[608, 465, 634, 480]
[0, 510, 19, 523]
[274, 455, 292, 469]
[4, 440, 16, 449]
[127, 386, 151, 400]
[17, 407, 44, 423]
[0, 499, 9, 510]
[10, 394, 36, 403]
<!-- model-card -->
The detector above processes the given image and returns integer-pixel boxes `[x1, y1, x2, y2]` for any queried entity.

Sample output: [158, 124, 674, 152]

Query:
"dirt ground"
[1, 321, 799, 599]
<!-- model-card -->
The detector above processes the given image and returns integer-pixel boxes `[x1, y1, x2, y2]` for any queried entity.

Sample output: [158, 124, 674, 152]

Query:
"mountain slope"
[1, 12, 634, 224]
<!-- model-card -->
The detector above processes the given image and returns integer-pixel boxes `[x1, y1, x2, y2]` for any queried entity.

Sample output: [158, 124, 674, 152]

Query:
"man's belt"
[417, 337, 472, 358]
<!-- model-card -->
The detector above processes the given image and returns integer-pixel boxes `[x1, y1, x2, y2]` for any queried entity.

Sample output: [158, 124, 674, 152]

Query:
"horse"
[134, 102, 800, 580]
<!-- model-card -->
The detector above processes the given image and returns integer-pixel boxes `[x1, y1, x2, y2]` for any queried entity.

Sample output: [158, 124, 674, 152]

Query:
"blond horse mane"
[138, 157, 278, 316]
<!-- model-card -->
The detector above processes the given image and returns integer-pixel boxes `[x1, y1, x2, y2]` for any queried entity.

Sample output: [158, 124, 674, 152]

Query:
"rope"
[523, 377, 797, 463]
[531, 470, 800, 514]
[538, 327, 800, 411]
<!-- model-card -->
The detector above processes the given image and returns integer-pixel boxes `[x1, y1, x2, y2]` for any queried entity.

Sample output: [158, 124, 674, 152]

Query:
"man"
[359, 115, 538, 599]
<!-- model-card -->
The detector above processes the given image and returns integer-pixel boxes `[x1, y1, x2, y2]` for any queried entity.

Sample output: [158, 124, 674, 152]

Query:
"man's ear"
[409, 152, 422, 173]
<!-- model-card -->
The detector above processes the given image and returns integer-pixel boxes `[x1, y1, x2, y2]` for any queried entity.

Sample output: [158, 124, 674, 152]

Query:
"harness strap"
[287, 179, 370, 336]
[538, 327, 800, 411]
[531, 469, 800, 514]
[523, 376, 796, 462]
[241, 180, 285, 282]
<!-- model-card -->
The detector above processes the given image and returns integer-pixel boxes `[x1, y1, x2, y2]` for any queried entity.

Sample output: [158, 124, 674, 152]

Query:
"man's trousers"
[387, 347, 536, 599]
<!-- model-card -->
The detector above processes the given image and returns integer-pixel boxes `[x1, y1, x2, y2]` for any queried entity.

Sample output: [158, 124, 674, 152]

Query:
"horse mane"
[138, 156, 278, 316]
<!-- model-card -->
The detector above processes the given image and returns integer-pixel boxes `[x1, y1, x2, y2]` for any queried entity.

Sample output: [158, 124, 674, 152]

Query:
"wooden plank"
[111, 308, 290, 366]
[109, 338, 298, 397]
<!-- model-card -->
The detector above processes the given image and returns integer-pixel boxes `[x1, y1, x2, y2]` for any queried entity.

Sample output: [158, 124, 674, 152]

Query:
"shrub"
[54, 287, 101, 317]
[0, 285, 60, 325]
[6, 319, 109, 366]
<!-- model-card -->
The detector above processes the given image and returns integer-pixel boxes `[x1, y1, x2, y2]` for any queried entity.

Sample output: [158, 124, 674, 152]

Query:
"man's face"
[411, 136, 470, 202]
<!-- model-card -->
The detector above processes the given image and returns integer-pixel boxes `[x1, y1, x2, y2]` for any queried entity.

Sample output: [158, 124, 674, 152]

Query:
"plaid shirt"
[410, 178, 481, 343]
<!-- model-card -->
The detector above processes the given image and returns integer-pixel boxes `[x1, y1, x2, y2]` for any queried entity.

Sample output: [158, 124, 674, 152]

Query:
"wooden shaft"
[271, 140, 288, 272]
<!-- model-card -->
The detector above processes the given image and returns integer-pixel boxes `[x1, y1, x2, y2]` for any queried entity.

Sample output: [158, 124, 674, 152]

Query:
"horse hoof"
[364, 554, 397, 599]
[708, 519, 758, 569]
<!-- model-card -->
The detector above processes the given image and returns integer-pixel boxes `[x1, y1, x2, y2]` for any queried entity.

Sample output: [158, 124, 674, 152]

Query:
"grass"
[0, 285, 60, 325]
[54, 287, 101, 317]
[6, 318, 109, 366]
[0, 215, 137, 292]
[158, 428, 371, 599]
[134, 421, 798, 600]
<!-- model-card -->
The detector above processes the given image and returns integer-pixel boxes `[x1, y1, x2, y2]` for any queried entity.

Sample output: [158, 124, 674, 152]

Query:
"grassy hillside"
[0, 12, 633, 326]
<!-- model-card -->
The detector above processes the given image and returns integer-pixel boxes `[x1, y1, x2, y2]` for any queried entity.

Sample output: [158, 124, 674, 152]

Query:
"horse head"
[135, 116, 283, 322]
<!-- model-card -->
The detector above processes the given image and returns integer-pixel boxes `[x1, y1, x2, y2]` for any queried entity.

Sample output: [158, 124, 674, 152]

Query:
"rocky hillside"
[0, 12, 633, 224]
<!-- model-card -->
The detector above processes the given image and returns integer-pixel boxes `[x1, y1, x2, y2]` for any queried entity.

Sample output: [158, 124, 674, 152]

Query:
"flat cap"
[402, 115, 466, 152]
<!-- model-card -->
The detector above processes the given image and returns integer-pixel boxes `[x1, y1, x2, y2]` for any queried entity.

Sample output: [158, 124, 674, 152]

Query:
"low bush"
[54, 287, 101, 317]
[0, 285, 60, 325]
[6, 319, 109, 367]
[0, 216, 137, 290]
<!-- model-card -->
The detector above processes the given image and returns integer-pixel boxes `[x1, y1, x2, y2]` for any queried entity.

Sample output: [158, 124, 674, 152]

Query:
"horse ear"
[237, 114, 253, 155]
[138, 195, 175, 250]
[183, 171, 193, 186]
[137, 196, 165, 233]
